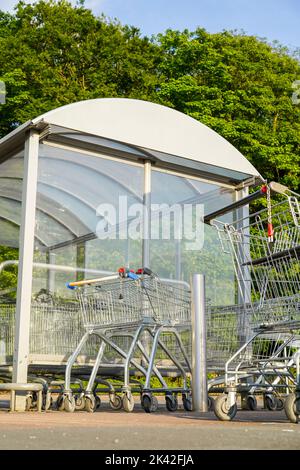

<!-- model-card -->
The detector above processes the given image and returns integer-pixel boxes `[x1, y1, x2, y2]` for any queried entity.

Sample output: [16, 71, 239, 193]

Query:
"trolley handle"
[66, 269, 141, 289]
[203, 182, 290, 225]
[66, 274, 119, 289]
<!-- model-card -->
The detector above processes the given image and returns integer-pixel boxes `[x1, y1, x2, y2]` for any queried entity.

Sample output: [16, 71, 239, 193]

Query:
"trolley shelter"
[0, 98, 262, 410]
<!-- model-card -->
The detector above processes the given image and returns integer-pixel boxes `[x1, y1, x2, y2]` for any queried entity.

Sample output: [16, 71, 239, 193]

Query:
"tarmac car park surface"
[0, 395, 299, 450]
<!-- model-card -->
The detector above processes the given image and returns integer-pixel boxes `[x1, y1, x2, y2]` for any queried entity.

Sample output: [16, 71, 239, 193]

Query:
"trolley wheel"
[141, 394, 158, 413]
[85, 395, 96, 413]
[109, 394, 123, 410]
[122, 393, 135, 412]
[56, 394, 65, 411]
[141, 394, 152, 413]
[74, 394, 86, 411]
[276, 397, 284, 411]
[246, 395, 257, 411]
[64, 395, 76, 413]
[151, 395, 159, 412]
[182, 395, 193, 412]
[25, 394, 33, 411]
[32, 392, 38, 406]
[265, 394, 277, 411]
[43, 392, 52, 411]
[284, 393, 299, 424]
[95, 395, 101, 410]
[214, 395, 237, 421]
[208, 396, 215, 411]
[165, 395, 178, 412]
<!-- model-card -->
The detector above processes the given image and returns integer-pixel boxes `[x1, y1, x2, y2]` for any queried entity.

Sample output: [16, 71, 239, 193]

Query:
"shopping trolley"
[61, 268, 192, 413]
[206, 182, 300, 422]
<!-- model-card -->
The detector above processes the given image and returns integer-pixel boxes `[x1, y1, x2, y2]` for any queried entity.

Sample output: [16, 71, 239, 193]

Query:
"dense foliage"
[1, 0, 299, 188]
[156, 29, 300, 190]
[0, 0, 161, 137]
[0, 1, 299, 290]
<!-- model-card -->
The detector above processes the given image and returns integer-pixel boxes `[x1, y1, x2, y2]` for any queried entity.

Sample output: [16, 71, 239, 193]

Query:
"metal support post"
[236, 186, 251, 306]
[236, 187, 252, 407]
[12, 130, 39, 411]
[142, 160, 151, 268]
[141, 160, 151, 362]
[191, 274, 208, 412]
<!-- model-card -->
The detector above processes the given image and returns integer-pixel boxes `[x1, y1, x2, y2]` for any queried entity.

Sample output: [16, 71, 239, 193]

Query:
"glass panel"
[0, 153, 23, 296]
[150, 169, 236, 305]
[33, 143, 143, 298]
[0, 153, 22, 364]
[28, 142, 144, 363]
[85, 238, 142, 275]
[0, 153, 23, 247]
[0, 219, 19, 248]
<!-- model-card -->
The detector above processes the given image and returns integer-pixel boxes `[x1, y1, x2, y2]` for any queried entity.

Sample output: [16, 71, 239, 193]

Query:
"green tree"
[0, 0, 160, 136]
[155, 29, 300, 190]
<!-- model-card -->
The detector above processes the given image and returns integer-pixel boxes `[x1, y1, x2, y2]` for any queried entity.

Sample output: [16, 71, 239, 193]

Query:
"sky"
[0, 0, 299, 49]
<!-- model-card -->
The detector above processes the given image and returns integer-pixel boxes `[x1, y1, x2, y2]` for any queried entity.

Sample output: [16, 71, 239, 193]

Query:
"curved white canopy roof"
[33, 98, 260, 179]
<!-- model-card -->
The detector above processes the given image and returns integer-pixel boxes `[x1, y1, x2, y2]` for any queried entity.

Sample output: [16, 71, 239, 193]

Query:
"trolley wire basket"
[213, 184, 300, 330]
[74, 274, 191, 330]
[203, 183, 300, 422]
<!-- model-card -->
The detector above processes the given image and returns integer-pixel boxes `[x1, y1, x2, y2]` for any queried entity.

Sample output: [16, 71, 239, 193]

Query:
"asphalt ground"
[0, 396, 299, 450]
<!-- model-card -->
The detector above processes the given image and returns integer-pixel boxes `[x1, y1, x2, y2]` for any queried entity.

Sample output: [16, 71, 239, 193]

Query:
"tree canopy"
[155, 29, 300, 190]
[0, 0, 299, 189]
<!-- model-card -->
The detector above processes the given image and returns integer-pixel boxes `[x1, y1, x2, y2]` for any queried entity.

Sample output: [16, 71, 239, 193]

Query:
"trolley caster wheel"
[109, 394, 123, 410]
[265, 394, 277, 411]
[25, 394, 33, 411]
[284, 393, 300, 424]
[214, 395, 237, 421]
[122, 393, 134, 412]
[208, 396, 215, 411]
[43, 393, 53, 411]
[74, 394, 86, 411]
[246, 395, 257, 411]
[64, 395, 76, 413]
[151, 396, 158, 412]
[141, 394, 158, 413]
[85, 395, 96, 413]
[49, 397, 56, 410]
[182, 395, 193, 412]
[95, 395, 101, 410]
[56, 394, 65, 411]
[32, 392, 38, 406]
[165, 394, 178, 412]
[276, 397, 284, 411]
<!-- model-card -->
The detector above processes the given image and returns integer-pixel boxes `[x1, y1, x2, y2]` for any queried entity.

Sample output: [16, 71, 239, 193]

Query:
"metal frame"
[12, 130, 39, 410]
[142, 160, 151, 268]
[191, 274, 208, 412]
